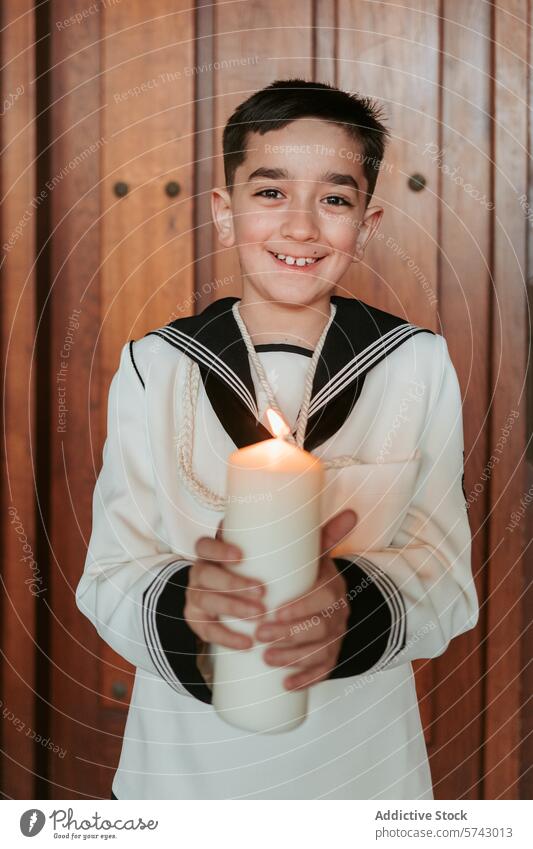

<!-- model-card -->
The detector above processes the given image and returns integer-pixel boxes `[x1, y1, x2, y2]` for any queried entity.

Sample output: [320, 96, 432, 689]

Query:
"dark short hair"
[222, 78, 390, 206]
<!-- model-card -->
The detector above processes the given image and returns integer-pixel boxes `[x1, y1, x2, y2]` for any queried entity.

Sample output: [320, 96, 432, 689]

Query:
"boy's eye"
[322, 195, 353, 207]
[254, 188, 285, 200]
[253, 189, 354, 206]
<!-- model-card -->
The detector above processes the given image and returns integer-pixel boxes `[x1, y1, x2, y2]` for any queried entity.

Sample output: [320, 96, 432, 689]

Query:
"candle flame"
[265, 407, 291, 439]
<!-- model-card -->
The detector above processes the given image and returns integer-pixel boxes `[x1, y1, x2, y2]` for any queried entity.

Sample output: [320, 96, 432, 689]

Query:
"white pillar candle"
[211, 408, 325, 734]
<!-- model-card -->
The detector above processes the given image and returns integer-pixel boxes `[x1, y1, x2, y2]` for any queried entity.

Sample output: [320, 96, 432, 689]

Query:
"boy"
[76, 79, 479, 800]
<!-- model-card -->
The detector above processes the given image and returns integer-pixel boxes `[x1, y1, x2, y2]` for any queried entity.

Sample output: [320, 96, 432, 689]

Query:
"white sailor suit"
[75, 294, 479, 800]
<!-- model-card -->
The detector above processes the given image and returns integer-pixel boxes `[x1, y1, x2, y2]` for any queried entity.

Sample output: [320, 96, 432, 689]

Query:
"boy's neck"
[237, 292, 333, 350]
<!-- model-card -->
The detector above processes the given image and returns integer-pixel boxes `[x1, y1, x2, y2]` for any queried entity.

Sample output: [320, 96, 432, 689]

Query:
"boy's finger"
[198, 590, 266, 621]
[195, 535, 242, 564]
[274, 585, 333, 624]
[264, 640, 327, 668]
[196, 561, 265, 597]
[320, 509, 357, 556]
[203, 620, 253, 651]
[283, 664, 329, 691]
[255, 617, 327, 644]
[215, 519, 224, 541]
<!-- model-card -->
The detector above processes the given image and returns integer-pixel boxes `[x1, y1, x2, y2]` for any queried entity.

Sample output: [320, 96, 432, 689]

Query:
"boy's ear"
[211, 187, 235, 248]
[353, 206, 384, 262]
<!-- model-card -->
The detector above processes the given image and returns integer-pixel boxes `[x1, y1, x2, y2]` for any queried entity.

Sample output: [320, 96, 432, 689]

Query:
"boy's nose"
[280, 208, 320, 242]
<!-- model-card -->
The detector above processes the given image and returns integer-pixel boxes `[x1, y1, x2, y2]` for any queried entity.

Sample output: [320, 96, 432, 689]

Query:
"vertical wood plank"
[485, 0, 528, 799]
[0, 0, 37, 799]
[194, 0, 216, 311]
[521, 0, 533, 802]
[430, 0, 491, 799]
[313, 0, 337, 85]
[48, 0, 104, 798]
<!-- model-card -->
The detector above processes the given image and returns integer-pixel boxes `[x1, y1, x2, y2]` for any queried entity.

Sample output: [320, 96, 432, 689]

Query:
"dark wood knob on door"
[408, 173, 427, 192]
[113, 181, 129, 197]
[111, 680, 127, 699]
[165, 180, 181, 197]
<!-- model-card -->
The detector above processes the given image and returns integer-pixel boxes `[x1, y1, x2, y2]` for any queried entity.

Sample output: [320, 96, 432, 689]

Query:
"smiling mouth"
[268, 250, 327, 269]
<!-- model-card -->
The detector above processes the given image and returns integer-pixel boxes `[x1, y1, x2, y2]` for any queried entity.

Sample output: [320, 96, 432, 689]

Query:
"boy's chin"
[247, 276, 335, 306]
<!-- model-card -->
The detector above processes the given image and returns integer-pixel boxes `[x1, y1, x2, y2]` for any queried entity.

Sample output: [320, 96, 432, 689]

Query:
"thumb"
[215, 518, 224, 541]
[320, 509, 358, 557]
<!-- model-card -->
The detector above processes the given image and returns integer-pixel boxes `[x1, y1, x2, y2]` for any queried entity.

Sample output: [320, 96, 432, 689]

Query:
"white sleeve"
[75, 340, 212, 703]
[329, 334, 479, 681]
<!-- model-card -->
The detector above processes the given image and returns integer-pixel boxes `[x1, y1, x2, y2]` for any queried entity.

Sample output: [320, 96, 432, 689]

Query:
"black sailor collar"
[145, 295, 434, 452]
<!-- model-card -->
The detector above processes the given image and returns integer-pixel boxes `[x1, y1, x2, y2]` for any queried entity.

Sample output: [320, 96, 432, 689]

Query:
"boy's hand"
[185, 520, 266, 650]
[254, 508, 358, 691]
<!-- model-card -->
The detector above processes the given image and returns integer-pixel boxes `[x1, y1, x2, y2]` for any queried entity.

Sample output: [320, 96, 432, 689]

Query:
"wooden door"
[1, 0, 527, 801]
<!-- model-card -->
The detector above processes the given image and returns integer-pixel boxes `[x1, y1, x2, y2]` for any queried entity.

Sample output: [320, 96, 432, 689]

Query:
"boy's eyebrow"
[247, 167, 359, 193]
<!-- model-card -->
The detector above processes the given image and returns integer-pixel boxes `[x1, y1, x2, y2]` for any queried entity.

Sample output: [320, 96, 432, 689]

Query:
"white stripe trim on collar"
[309, 323, 416, 410]
[155, 326, 259, 419]
[308, 324, 418, 418]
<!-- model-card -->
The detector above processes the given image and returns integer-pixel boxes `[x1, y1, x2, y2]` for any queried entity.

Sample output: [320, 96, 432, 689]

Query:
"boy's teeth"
[274, 252, 318, 266]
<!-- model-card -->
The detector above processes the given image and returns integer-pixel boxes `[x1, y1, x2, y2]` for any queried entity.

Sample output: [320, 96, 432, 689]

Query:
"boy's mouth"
[267, 250, 327, 270]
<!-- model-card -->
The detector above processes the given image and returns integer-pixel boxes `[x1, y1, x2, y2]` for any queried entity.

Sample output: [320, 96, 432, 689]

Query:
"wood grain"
[484, 0, 528, 800]
[0, 0, 37, 799]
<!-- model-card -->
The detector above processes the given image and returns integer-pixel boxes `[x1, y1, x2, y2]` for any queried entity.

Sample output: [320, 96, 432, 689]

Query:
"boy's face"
[212, 118, 384, 307]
